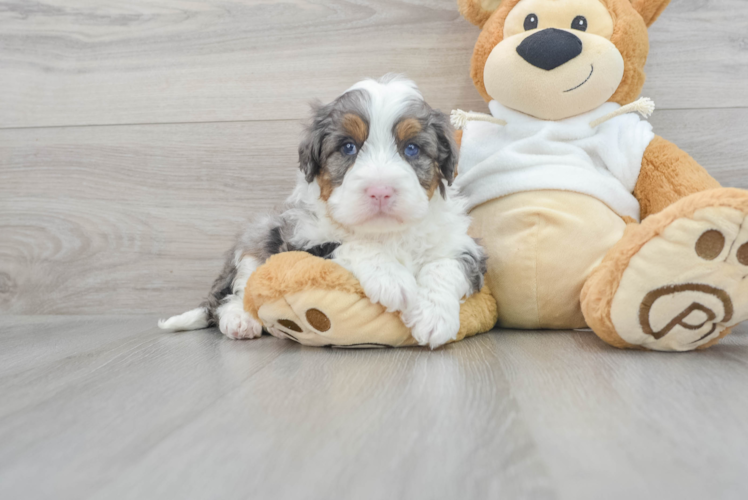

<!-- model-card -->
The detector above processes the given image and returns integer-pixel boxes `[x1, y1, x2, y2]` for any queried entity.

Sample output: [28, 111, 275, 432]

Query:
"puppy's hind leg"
[215, 255, 264, 340]
[158, 254, 263, 339]
[217, 297, 262, 340]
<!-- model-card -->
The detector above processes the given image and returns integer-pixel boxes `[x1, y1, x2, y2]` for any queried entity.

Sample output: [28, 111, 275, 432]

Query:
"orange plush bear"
[453, 0, 748, 350]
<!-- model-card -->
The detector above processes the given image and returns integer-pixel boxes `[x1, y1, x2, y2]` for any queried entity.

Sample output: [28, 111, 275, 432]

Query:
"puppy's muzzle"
[365, 185, 395, 210]
[516, 28, 582, 71]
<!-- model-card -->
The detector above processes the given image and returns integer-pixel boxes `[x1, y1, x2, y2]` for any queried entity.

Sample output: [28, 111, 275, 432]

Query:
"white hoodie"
[455, 101, 655, 221]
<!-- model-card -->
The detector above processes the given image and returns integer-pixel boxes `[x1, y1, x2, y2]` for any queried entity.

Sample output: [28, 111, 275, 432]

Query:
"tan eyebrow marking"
[396, 118, 422, 141]
[342, 113, 368, 144]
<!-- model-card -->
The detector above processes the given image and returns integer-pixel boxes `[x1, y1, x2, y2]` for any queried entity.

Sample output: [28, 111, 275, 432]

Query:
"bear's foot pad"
[584, 189, 748, 351]
[258, 288, 415, 348]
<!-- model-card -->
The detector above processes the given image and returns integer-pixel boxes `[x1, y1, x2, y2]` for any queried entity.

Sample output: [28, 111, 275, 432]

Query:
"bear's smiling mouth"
[563, 65, 594, 93]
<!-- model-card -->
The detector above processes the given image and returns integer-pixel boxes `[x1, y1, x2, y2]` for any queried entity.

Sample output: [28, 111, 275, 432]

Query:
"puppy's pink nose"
[366, 186, 395, 203]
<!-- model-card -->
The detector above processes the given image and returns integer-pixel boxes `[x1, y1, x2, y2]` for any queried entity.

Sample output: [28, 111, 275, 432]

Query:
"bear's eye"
[523, 13, 538, 31]
[571, 15, 587, 31]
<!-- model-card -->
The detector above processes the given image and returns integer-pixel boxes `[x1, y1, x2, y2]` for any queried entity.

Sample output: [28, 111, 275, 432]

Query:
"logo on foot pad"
[638, 284, 733, 343]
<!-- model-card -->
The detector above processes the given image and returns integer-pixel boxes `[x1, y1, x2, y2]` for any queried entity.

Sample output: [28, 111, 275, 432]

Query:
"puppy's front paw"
[218, 308, 263, 340]
[362, 275, 417, 313]
[406, 299, 461, 349]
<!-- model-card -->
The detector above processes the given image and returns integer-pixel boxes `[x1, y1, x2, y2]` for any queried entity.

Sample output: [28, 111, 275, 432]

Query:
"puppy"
[159, 75, 486, 348]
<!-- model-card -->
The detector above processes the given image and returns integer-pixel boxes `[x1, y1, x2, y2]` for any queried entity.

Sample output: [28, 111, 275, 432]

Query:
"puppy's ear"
[429, 109, 459, 187]
[298, 102, 328, 182]
[630, 0, 671, 27]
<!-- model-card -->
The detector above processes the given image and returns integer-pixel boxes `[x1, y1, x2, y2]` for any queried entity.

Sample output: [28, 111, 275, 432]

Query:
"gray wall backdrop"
[2, 0, 747, 315]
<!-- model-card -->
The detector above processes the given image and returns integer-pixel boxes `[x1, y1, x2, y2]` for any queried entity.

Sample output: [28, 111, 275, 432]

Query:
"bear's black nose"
[516, 28, 582, 71]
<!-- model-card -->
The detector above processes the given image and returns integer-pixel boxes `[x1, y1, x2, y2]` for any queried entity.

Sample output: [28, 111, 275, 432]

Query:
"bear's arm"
[634, 136, 721, 219]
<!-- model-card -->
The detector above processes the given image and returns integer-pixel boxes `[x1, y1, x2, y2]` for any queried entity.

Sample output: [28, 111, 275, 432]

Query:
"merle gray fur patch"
[201, 207, 339, 324]
[457, 241, 488, 295]
[393, 99, 458, 197]
[298, 89, 370, 184]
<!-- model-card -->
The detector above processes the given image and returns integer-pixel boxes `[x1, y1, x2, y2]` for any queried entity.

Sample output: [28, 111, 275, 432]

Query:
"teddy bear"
[453, 0, 748, 351]
[246, 0, 748, 351]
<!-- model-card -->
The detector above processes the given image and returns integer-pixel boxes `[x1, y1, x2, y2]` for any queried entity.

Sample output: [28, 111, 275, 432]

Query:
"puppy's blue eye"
[404, 144, 420, 157]
[341, 142, 357, 156]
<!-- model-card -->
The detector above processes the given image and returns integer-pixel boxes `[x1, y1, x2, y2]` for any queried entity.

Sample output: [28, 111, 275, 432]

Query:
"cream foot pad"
[243, 251, 498, 348]
[582, 188, 748, 351]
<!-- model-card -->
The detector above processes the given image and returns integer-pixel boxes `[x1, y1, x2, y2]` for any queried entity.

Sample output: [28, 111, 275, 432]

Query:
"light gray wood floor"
[2, 317, 748, 500]
[2, 1, 748, 499]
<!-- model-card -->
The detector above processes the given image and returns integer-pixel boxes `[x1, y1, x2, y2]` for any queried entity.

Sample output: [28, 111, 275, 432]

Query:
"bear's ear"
[630, 0, 671, 27]
[458, 0, 504, 27]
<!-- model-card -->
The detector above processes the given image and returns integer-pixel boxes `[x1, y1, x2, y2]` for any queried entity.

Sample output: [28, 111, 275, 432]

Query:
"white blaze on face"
[326, 78, 431, 234]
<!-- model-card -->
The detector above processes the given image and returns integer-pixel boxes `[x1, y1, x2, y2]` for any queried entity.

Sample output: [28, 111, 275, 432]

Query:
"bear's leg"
[581, 188, 748, 351]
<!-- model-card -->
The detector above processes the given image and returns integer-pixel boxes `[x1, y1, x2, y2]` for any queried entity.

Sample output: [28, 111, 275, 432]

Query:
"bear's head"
[458, 0, 671, 120]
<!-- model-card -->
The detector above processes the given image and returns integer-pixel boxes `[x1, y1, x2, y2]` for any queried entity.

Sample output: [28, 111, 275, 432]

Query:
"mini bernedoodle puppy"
[160, 76, 486, 348]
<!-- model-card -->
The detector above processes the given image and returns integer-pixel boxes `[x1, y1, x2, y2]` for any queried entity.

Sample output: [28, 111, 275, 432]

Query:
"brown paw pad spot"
[737, 242, 748, 266]
[695, 229, 725, 260]
[306, 308, 331, 332]
[278, 319, 303, 333]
